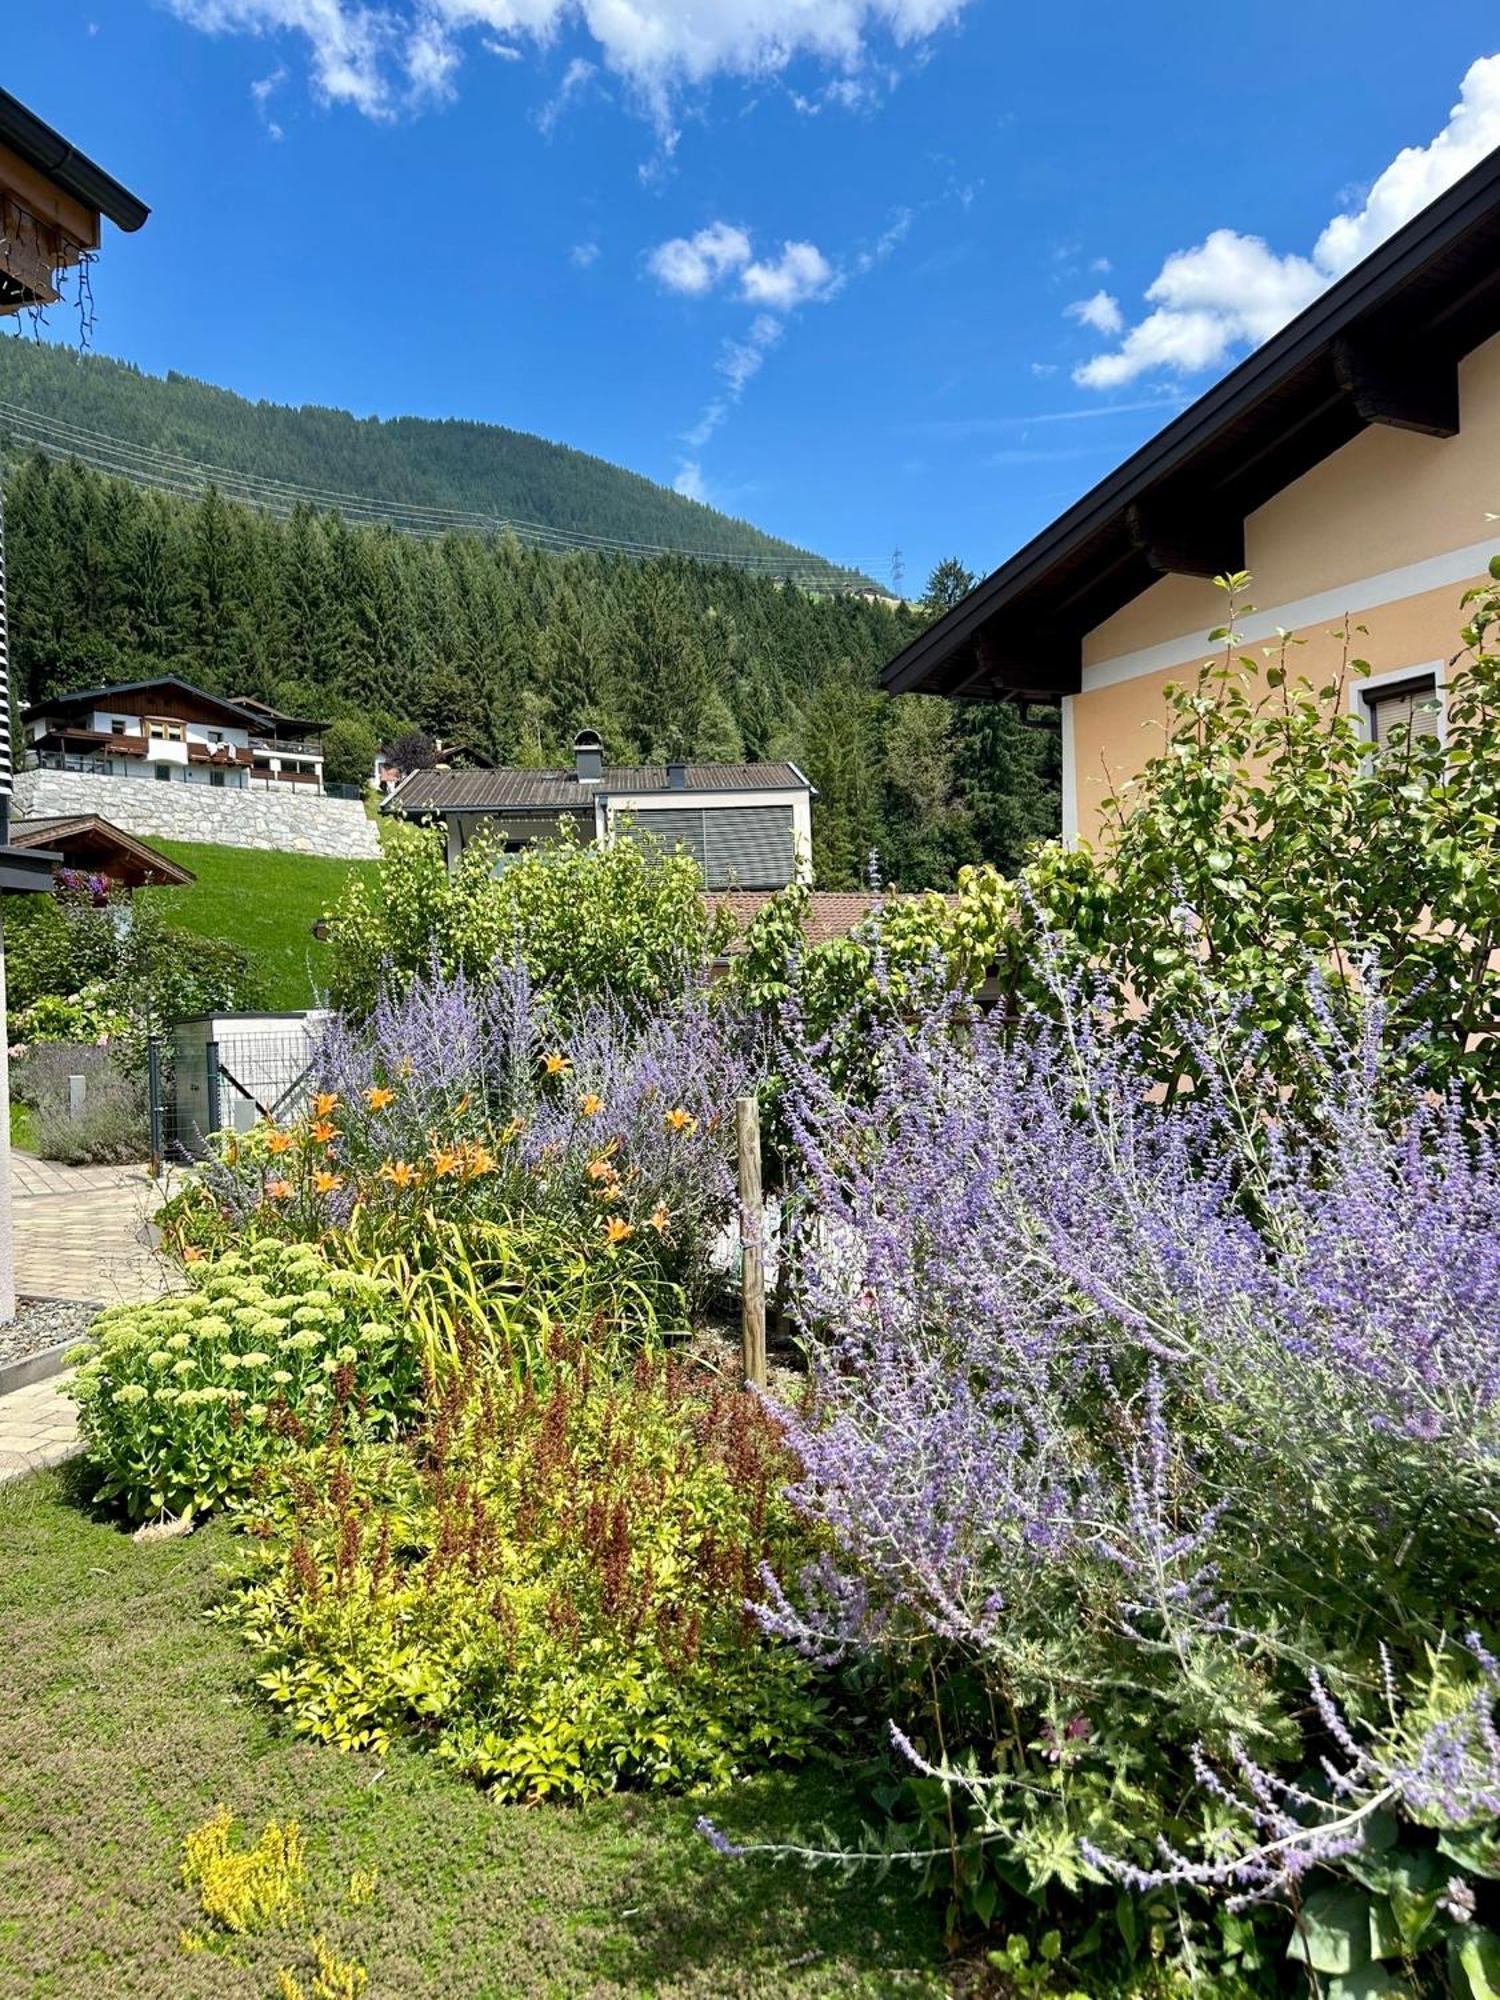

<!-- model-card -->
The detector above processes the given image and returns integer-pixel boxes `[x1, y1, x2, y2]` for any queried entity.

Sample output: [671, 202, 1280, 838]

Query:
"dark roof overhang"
[0, 87, 149, 233]
[883, 142, 1500, 705]
[22, 675, 264, 732]
[0, 88, 150, 234]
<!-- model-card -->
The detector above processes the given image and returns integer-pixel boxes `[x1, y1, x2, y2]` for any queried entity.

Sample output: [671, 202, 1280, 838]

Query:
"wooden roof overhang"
[882, 144, 1500, 705]
[8, 816, 196, 888]
[0, 87, 147, 313]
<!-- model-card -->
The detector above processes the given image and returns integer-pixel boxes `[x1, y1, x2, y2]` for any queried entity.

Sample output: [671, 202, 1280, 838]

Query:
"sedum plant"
[71, 1242, 421, 1521]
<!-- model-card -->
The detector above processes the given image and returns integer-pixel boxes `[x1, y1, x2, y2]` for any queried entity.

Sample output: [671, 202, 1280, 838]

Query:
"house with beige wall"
[883, 144, 1500, 848]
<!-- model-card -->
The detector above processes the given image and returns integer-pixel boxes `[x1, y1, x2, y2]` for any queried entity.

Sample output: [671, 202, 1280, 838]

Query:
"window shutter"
[703, 805, 796, 888]
[1369, 678, 1440, 746]
[632, 807, 707, 874]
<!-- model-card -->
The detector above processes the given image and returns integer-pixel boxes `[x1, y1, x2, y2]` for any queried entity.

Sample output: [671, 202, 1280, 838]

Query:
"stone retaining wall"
[11, 768, 382, 861]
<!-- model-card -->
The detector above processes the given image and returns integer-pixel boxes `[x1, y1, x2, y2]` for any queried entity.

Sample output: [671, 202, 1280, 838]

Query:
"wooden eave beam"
[1124, 498, 1245, 580]
[1331, 334, 1460, 437]
[964, 626, 1082, 701]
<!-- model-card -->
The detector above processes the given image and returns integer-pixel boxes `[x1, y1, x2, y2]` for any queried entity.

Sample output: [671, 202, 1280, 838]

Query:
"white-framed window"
[147, 718, 185, 743]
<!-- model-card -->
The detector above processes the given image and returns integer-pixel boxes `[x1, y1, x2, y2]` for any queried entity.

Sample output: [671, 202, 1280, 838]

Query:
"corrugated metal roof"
[388, 761, 811, 814]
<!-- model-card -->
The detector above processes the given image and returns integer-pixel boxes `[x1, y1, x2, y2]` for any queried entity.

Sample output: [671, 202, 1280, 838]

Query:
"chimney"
[573, 728, 604, 784]
[666, 760, 687, 791]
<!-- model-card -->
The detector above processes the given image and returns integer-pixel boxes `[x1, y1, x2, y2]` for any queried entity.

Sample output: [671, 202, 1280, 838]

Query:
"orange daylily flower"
[579, 1092, 604, 1117]
[266, 1128, 297, 1155]
[309, 1118, 338, 1144]
[265, 1178, 294, 1201]
[378, 1159, 420, 1189]
[366, 1084, 397, 1111]
[312, 1092, 339, 1119]
[664, 1107, 699, 1135]
[585, 1156, 616, 1183]
[543, 1050, 571, 1077]
[429, 1145, 463, 1178]
[313, 1170, 345, 1195]
[461, 1143, 496, 1179]
[602, 1215, 633, 1245]
[648, 1204, 671, 1236]
[182, 1244, 207, 1263]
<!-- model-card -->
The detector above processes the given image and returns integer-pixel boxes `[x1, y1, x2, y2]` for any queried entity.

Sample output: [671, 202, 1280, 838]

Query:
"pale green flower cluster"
[69, 1239, 416, 1522]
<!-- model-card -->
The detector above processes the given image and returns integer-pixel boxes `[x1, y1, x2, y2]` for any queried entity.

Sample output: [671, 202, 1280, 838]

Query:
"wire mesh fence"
[150, 1019, 326, 1165]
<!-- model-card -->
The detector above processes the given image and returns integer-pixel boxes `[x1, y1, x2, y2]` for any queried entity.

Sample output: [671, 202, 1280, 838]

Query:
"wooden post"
[736, 1094, 767, 1391]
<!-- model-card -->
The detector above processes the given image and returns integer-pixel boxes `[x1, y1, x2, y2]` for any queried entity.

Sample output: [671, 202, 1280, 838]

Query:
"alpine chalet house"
[22, 676, 328, 790]
[388, 729, 816, 888]
[882, 144, 1500, 847]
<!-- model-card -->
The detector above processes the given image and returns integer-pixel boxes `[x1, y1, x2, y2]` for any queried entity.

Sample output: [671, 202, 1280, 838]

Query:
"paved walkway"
[0, 1156, 181, 1485]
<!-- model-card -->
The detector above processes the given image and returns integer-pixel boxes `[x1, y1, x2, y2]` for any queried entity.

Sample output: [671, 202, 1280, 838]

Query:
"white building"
[387, 729, 816, 889]
[22, 676, 327, 792]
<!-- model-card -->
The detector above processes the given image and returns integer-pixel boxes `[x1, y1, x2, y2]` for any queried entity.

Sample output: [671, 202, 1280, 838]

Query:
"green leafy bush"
[230, 1340, 824, 1799]
[994, 568, 1500, 1104]
[70, 1242, 421, 1521]
[323, 817, 732, 1019]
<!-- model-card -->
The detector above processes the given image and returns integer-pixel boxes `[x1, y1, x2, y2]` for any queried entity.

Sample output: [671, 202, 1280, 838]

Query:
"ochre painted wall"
[1067, 328, 1500, 845]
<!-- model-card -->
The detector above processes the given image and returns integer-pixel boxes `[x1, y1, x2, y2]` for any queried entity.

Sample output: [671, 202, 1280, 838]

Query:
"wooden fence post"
[736, 1094, 767, 1391]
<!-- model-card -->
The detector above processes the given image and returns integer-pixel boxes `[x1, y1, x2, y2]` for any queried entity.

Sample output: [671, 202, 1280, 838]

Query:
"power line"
[0, 396, 895, 592]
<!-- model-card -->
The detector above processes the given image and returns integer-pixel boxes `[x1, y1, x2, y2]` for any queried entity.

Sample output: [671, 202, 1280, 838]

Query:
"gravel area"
[0, 1295, 102, 1369]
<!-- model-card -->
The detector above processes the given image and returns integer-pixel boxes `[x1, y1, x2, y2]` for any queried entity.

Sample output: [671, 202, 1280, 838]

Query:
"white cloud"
[164, 0, 973, 129]
[570, 239, 600, 267]
[165, 0, 395, 117]
[251, 62, 288, 134]
[647, 220, 753, 294]
[537, 55, 597, 134]
[1064, 288, 1123, 336]
[1076, 52, 1500, 389]
[718, 311, 783, 391]
[482, 35, 521, 57]
[661, 207, 908, 493]
[740, 239, 836, 309]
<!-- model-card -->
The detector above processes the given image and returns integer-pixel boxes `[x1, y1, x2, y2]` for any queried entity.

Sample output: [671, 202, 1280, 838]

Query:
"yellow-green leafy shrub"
[71, 1242, 422, 1521]
[232, 1338, 824, 1800]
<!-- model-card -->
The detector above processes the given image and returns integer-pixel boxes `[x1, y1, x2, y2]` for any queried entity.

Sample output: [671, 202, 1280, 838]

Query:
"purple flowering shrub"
[172, 966, 758, 1317]
[745, 974, 1500, 1981]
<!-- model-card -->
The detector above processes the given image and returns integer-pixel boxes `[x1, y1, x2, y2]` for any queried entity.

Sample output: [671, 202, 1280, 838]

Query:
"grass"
[8, 1097, 37, 1153]
[138, 842, 379, 1012]
[0, 1471, 951, 1998]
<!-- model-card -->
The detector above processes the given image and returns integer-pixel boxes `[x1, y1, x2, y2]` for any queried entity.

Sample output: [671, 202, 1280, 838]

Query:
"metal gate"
[149, 1014, 327, 1163]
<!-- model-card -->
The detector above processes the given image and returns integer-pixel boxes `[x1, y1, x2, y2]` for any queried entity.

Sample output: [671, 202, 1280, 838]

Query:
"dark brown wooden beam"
[966, 626, 1081, 701]
[1331, 334, 1460, 437]
[1124, 498, 1245, 579]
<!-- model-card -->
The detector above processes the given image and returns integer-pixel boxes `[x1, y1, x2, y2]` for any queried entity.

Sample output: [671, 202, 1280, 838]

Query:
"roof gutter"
[0, 87, 150, 233]
[882, 141, 1500, 695]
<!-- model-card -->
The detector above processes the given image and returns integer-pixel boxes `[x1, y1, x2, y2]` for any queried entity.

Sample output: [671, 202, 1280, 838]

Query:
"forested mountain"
[2, 453, 1059, 889]
[0, 339, 860, 583]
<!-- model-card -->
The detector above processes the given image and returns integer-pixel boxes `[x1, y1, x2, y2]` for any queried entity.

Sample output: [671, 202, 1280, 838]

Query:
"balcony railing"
[22, 751, 358, 799]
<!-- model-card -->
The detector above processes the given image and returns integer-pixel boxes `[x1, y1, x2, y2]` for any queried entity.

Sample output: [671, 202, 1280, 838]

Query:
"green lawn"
[0, 1472, 950, 1999]
[139, 842, 380, 1012]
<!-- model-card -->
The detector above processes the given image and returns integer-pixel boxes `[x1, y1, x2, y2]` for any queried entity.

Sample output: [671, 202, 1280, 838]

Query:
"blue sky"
[7, 2, 1500, 589]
